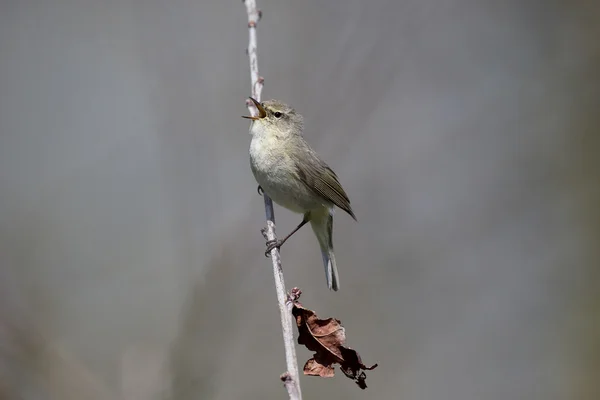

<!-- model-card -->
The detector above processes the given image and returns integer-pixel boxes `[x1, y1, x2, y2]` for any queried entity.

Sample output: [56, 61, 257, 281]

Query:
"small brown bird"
[243, 98, 356, 291]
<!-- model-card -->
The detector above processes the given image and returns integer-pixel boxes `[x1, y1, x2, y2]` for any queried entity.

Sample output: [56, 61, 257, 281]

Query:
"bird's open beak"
[242, 97, 267, 120]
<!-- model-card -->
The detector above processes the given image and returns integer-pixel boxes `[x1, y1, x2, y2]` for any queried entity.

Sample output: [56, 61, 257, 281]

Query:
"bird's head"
[243, 97, 304, 137]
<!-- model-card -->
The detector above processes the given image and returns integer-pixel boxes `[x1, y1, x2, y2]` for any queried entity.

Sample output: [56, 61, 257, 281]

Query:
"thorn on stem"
[287, 287, 302, 305]
[280, 372, 292, 383]
[248, 21, 257, 28]
[258, 76, 265, 84]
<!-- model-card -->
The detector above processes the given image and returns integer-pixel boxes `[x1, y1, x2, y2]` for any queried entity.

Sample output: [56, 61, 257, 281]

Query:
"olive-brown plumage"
[243, 98, 356, 291]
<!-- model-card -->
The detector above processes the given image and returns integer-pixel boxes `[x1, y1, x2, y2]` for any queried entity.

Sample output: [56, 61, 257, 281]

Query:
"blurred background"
[1, 0, 599, 399]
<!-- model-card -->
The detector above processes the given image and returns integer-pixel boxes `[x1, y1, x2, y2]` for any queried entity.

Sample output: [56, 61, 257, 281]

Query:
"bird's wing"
[292, 150, 356, 220]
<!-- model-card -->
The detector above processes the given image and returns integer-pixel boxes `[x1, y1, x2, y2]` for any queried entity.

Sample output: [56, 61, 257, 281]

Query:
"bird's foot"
[264, 239, 281, 257]
[257, 185, 264, 195]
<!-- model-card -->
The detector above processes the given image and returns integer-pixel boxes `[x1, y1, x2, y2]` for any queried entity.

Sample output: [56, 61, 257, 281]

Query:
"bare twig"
[243, 1, 302, 399]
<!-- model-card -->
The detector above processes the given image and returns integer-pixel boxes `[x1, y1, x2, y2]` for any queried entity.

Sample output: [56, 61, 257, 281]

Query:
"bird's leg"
[257, 185, 264, 195]
[265, 212, 310, 257]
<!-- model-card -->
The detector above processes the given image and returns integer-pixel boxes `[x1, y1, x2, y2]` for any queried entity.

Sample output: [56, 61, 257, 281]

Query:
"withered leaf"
[291, 298, 378, 389]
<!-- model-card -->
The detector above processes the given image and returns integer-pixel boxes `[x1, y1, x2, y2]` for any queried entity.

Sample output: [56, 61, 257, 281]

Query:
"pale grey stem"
[243, 1, 302, 399]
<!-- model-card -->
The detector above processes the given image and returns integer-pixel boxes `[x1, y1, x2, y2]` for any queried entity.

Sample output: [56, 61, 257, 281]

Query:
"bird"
[243, 97, 356, 291]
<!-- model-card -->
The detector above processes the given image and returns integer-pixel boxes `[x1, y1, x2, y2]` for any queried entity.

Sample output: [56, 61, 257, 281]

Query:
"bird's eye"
[274, 112, 283, 118]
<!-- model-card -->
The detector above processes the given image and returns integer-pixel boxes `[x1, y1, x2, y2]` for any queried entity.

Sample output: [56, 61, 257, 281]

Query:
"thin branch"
[242, 1, 302, 399]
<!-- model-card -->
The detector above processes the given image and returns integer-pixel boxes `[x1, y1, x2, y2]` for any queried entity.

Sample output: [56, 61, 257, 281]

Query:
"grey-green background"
[1, 1, 599, 399]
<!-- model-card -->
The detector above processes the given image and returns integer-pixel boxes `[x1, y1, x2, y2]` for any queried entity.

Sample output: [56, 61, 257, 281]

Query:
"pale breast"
[249, 136, 325, 213]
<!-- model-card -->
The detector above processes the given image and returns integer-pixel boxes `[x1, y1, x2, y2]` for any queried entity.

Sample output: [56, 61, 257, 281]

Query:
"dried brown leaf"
[291, 298, 378, 389]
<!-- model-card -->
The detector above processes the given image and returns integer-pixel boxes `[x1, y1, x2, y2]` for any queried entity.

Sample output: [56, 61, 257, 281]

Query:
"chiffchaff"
[243, 97, 356, 291]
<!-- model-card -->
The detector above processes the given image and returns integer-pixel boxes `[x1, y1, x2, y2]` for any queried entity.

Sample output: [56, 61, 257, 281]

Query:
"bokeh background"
[1, 0, 599, 399]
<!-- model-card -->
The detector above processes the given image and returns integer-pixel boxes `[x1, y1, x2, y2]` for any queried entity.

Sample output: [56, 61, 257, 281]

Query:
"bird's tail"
[310, 208, 339, 291]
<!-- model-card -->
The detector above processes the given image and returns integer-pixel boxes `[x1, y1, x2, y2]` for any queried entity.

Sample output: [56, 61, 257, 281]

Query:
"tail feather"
[311, 208, 339, 291]
[321, 248, 340, 291]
